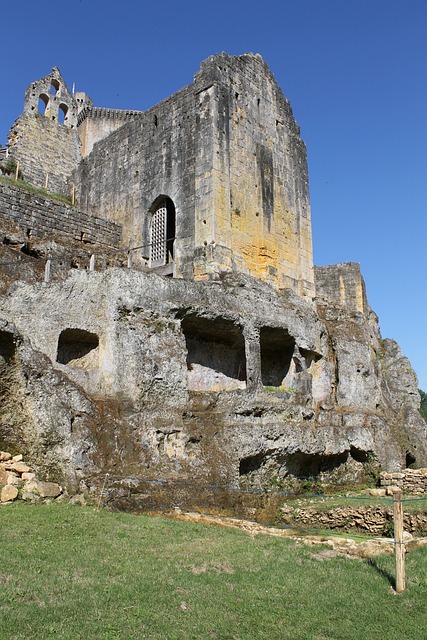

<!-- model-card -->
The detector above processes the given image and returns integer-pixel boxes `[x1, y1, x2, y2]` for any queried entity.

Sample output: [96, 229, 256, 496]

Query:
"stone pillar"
[243, 324, 262, 392]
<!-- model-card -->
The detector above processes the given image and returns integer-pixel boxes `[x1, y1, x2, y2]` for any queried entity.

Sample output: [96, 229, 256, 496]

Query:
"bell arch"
[58, 103, 69, 125]
[38, 93, 49, 115]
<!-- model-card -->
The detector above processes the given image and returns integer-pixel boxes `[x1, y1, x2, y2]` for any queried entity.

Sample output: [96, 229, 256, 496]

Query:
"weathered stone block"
[1, 485, 18, 502]
[37, 481, 62, 498]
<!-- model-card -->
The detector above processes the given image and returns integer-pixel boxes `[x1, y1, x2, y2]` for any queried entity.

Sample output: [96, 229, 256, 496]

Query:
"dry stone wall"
[0, 182, 121, 246]
[280, 502, 427, 536]
[0, 451, 62, 502]
[380, 469, 427, 495]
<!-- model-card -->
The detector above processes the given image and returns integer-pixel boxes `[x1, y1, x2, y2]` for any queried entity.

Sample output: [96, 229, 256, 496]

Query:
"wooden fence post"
[89, 254, 95, 272]
[15, 160, 19, 181]
[393, 489, 406, 593]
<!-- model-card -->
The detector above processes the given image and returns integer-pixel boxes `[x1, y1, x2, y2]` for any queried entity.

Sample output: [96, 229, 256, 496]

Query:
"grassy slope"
[1, 503, 426, 640]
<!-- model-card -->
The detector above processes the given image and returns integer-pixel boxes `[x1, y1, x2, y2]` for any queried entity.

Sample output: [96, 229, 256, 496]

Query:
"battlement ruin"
[0, 54, 425, 508]
[4, 53, 313, 295]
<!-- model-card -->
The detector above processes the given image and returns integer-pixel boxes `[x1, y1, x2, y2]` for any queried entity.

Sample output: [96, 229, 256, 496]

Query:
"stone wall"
[380, 469, 427, 495]
[7, 114, 81, 195]
[4, 67, 81, 195]
[193, 54, 314, 296]
[74, 83, 197, 279]
[280, 503, 427, 536]
[0, 182, 122, 246]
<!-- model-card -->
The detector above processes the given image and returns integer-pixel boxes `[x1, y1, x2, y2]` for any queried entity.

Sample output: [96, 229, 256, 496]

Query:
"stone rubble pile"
[0, 451, 86, 505]
[379, 468, 427, 495]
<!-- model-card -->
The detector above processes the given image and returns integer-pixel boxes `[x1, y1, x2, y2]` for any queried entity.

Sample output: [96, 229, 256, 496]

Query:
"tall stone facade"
[4, 54, 314, 296]
[0, 54, 425, 505]
[73, 54, 314, 295]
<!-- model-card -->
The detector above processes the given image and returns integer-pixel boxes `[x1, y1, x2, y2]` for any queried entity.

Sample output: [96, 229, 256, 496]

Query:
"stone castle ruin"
[0, 54, 425, 508]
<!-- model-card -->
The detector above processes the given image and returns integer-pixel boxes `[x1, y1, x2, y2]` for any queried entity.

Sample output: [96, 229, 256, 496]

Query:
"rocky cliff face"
[1, 54, 425, 510]
[1, 258, 425, 507]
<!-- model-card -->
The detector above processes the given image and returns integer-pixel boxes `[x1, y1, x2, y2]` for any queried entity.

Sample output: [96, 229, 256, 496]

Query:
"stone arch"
[38, 93, 49, 115]
[58, 103, 68, 125]
[148, 196, 176, 268]
[50, 79, 60, 95]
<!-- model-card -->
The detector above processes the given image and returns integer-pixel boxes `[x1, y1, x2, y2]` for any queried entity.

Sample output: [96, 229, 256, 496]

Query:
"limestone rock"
[356, 540, 394, 558]
[1, 485, 18, 502]
[367, 489, 386, 497]
[21, 472, 35, 481]
[11, 462, 30, 474]
[6, 473, 20, 486]
[22, 491, 40, 502]
[37, 481, 62, 498]
[0, 467, 8, 485]
[23, 481, 39, 493]
[12, 454, 23, 462]
[0, 452, 12, 461]
[69, 494, 86, 506]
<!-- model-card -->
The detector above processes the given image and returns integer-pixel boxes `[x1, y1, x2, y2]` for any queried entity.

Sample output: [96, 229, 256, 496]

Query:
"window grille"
[149, 204, 167, 267]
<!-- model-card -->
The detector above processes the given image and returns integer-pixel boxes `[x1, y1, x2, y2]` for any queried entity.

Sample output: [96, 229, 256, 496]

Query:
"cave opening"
[182, 315, 246, 391]
[260, 327, 295, 386]
[0, 330, 16, 363]
[56, 328, 99, 367]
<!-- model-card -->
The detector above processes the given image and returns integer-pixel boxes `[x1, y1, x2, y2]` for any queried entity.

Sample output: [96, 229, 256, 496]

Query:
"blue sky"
[2, 0, 426, 389]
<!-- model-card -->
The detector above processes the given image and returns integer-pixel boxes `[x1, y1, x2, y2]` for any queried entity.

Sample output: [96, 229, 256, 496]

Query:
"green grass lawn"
[1, 502, 426, 640]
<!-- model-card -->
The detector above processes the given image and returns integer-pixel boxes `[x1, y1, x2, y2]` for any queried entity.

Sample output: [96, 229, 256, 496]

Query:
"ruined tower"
[4, 54, 315, 297]
[6, 67, 81, 194]
[73, 54, 315, 296]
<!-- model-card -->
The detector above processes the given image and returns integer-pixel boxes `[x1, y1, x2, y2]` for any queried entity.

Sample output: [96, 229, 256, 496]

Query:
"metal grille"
[149, 204, 167, 267]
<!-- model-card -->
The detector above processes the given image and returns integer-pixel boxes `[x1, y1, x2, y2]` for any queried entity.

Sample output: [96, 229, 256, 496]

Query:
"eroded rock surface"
[0, 265, 425, 507]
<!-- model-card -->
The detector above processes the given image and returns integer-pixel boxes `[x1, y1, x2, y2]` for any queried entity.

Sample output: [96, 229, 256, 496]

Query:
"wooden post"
[15, 160, 19, 181]
[127, 251, 132, 268]
[45, 173, 49, 190]
[71, 183, 75, 205]
[89, 254, 95, 272]
[96, 473, 109, 511]
[393, 489, 406, 593]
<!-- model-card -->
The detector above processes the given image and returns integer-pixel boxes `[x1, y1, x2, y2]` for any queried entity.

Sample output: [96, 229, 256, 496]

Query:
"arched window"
[50, 79, 60, 95]
[58, 103, 68, 125]
[149, 197, 176, 268]
[38, 93, 49, 115]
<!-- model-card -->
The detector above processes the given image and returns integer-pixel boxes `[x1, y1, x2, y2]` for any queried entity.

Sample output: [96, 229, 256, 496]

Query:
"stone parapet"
[77, 106, 143, 126]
